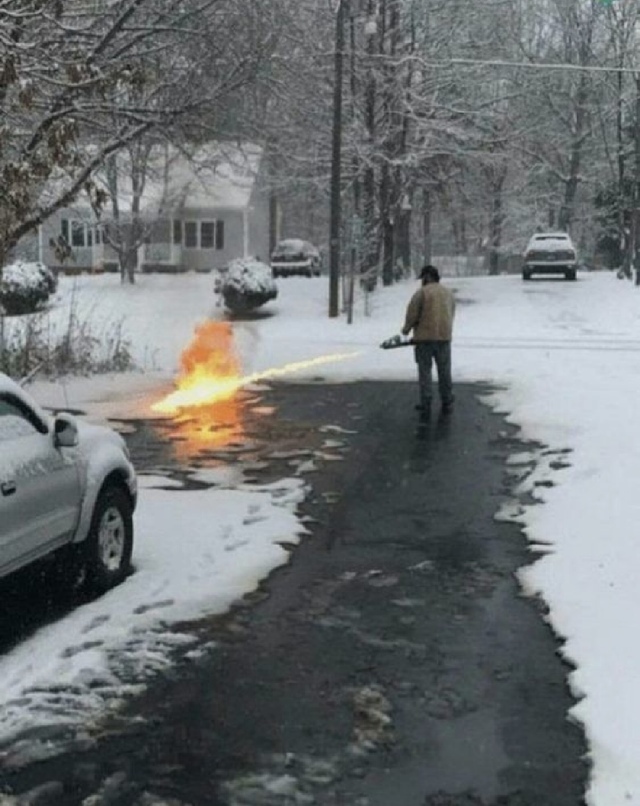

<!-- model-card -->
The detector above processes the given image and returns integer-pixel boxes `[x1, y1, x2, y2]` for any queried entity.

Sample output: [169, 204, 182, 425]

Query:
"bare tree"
[0, 0, 283, 274]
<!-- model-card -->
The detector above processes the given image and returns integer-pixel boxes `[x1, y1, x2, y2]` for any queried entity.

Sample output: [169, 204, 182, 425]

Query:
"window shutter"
[173, 220, 183, 245]
[215, 220, 225, 250]
[185, 221, 197, 248]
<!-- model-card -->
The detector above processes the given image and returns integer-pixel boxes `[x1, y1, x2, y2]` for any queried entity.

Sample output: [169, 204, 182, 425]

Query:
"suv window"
[0, 395, 46, 441]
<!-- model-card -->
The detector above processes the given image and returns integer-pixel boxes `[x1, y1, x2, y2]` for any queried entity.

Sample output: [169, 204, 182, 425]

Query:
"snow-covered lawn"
[2, 269, 640, 805]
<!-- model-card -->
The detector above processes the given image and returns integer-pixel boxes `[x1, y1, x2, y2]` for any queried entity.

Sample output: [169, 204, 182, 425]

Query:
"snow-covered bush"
[0, 261, 57, 315]
[220, 258, 278, 313]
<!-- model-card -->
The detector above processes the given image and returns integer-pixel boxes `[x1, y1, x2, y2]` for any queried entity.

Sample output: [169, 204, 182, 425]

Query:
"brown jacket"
[402, 282, 455, 341]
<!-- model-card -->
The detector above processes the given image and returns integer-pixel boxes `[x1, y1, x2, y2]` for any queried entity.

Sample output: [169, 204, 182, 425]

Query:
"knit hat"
[420, 265, 440, 282]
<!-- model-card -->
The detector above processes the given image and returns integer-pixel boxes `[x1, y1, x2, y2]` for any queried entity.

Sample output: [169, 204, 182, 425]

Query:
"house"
[16, 142, 276, 274]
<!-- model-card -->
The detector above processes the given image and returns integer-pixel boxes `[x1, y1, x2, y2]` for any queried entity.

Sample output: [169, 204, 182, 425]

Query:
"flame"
[152, 321, 360, 415]
[169, 399, 245, 460]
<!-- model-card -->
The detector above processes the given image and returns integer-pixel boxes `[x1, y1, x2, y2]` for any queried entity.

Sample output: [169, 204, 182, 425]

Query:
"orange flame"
[152, 321, 360, 415]
[153, 322, 245, 458]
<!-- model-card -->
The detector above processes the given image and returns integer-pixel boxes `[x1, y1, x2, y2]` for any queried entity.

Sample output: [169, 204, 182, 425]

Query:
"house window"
[62, 218, 96, 249]
[182, 220, 225, 249]
[72, 221, 86, 247]
[173, 220, 182, 245]
[184, 221, 198, 248]
[200, 222, 215, 249]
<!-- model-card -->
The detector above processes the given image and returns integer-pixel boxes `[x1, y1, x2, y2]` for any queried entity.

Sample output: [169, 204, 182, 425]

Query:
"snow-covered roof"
[73, 142, 263, 217]
[165, 143, 263, 212]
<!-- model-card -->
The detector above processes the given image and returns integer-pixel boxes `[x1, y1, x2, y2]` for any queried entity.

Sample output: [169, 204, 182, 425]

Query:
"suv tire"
[566, 269, 577, 281]
[84, 485, 133, 594]
[522, 270, 532, 281]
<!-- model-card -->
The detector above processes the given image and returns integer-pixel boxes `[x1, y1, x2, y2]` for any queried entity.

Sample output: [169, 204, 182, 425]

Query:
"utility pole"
[329, 0, 347, 318]
[635, 74, 640, 285]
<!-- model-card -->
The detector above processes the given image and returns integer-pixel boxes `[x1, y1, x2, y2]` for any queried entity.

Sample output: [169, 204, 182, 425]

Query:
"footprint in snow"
[82, 614, 111, 634]
[133, 599, 174, 615]
[61, 640, 104, 658]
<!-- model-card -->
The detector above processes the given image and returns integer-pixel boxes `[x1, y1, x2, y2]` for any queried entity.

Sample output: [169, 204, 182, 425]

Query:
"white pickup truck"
[0, 372, 137, 593]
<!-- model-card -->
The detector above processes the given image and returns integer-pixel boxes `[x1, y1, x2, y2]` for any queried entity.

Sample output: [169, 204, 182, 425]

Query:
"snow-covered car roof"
[272, 239, 319, 256]
[526, 232, 575, 251]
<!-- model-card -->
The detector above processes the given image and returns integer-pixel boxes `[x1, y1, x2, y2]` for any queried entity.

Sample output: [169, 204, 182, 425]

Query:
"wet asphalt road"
[1, 381, 587, 806]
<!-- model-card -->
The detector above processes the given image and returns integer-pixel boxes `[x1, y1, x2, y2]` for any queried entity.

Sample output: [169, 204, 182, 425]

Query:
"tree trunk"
[269, 193, 279, 257]
[380, 160, 394, 285]
[488, 176, 504, 276]
[361, 0, 378, 287]
[422, 188, 432, 268]
[396, 206, 411, 274]
[634, 77, 640, 286]
[379, 0, 401, 287]
[617, 66, 628, 276]
[120, 245, 137, 285]
[558, 79, 588, 232]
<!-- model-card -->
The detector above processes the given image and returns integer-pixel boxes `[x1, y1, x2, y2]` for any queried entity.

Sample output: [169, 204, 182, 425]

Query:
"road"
[2, 381, 587, 806]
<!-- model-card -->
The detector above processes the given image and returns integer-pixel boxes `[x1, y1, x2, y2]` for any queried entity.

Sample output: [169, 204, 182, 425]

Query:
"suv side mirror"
[54, 414, 79, 448]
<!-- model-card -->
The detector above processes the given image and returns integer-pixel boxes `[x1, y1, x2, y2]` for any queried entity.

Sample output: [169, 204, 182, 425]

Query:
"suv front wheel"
[84, 485, 133, 593]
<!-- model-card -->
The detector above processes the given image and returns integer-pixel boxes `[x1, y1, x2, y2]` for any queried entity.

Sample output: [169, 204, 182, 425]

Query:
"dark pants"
[414, 341, 453, 409]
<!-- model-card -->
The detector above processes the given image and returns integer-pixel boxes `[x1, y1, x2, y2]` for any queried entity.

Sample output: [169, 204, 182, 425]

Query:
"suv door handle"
[1, 481, 17, 497]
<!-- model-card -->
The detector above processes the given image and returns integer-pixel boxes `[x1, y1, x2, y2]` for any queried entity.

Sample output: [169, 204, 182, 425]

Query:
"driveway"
[1, 381, 587, 806]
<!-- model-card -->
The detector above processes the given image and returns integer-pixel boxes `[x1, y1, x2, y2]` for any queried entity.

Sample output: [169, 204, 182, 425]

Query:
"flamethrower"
[379, 335, 415, 350]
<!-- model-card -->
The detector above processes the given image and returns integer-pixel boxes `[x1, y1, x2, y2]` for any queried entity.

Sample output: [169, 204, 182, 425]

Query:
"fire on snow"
[152, 321, 360, 415]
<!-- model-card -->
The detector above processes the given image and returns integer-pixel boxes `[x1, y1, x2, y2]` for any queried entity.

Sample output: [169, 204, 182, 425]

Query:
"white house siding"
[178, 208, 244, 272]
[247, 185, 271, 263]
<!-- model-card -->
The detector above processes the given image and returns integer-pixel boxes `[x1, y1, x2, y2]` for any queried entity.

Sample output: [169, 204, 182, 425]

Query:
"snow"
[0, 416, 35, 442]
[1, 269, 639, 805]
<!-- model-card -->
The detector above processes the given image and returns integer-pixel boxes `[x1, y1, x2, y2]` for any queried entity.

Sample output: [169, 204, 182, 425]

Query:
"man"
[401, 264, 456, 422]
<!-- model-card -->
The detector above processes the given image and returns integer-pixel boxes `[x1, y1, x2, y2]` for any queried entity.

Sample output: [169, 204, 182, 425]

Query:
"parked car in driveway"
[0, 373, 137, 593]
[270, 239, 322, 277]
[522, 232, 578, 281]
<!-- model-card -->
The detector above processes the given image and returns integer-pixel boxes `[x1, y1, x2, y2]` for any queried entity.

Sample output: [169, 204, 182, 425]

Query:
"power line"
[424, 57, 640, 76]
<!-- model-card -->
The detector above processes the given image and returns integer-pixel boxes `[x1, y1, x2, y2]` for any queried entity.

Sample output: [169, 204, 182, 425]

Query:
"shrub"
[0, 261, 57, 315]
[0, 289, 134, 380]
[220, 258, 278, 313]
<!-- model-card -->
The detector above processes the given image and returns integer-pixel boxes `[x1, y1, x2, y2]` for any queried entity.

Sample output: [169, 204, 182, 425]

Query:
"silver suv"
[522, 232, 578, 281]
[0, 372, 137, 592]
